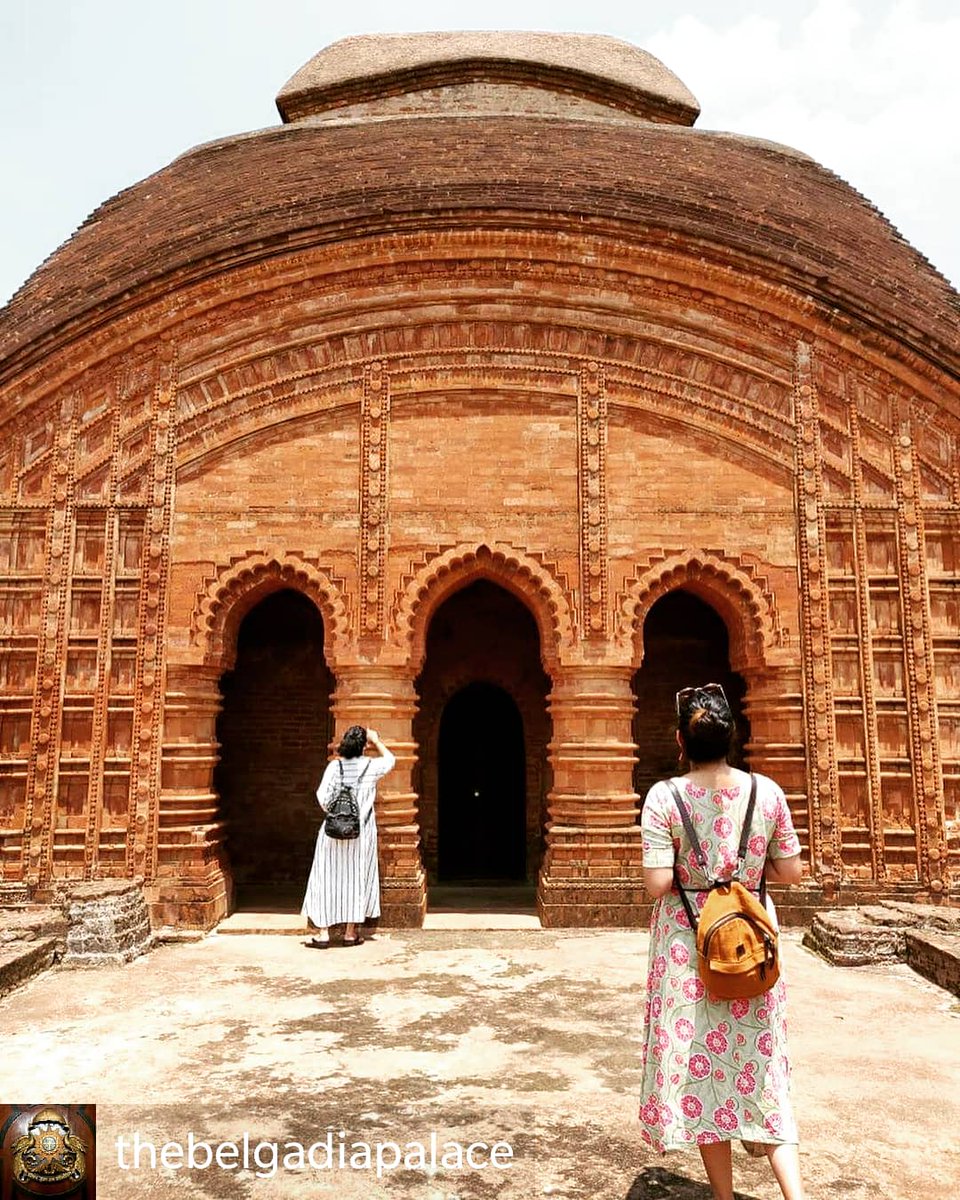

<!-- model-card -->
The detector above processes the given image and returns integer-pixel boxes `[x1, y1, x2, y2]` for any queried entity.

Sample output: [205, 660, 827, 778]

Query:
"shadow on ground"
[625, 1166, 760, 1199]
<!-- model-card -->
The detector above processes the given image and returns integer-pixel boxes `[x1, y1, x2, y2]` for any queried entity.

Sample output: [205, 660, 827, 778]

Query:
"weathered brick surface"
[61, 880, 153, 966]
[0, 938, 60, 999]
[805, 903, 960, 996]
[0, 35, 957, 929]
[904, 929, 960, 997]
[1, 113, 955, 378]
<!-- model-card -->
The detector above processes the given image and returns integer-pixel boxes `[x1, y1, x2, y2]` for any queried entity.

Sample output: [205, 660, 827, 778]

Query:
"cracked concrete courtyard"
[1, 927, 958, 1199]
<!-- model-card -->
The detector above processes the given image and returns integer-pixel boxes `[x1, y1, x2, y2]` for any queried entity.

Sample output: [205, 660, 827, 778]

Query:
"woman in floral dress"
[639, 683, 805, 1200]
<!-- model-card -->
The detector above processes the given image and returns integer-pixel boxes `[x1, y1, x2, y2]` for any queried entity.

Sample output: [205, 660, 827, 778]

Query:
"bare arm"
[365, 728, 396, 778]
[643, 866, 675, 900]
[765, 853, 802, 885]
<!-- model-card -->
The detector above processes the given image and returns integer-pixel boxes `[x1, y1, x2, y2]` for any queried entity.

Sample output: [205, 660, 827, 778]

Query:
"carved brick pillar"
[331, 665, 425, 926]
[149, 664, 229, 929]
[794, 343, 841, 900]
[538, 665, 645, 926]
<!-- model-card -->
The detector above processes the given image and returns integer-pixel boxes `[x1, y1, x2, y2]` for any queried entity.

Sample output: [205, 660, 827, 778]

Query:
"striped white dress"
[301, 749, 395, 927]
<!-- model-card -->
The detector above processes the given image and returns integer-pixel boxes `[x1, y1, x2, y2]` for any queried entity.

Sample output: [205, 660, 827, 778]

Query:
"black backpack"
[323, 760, 371, 840]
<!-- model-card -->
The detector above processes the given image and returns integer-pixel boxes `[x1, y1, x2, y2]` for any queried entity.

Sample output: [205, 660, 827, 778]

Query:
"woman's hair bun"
[678, 689, 734, 762]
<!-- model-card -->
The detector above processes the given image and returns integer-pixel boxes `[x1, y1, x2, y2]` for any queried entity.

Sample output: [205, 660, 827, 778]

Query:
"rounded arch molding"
[192, 551, 349, 671]
[617, 551, 782, 672]
[395, 543, 575, 674]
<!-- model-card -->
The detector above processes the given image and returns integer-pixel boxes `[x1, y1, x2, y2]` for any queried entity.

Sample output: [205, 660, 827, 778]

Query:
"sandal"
[307, 936, 330, 950]
[342, 935, 363, 947]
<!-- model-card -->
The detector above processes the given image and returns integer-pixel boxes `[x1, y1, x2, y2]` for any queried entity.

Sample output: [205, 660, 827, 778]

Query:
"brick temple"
[0, 33, 957, 929]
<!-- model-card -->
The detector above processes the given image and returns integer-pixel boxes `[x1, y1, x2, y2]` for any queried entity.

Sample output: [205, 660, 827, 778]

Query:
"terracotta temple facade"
[0, 33, 958, 929]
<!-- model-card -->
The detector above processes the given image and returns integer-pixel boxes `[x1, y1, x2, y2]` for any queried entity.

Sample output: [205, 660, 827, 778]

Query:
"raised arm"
[365, 728, 396, 777]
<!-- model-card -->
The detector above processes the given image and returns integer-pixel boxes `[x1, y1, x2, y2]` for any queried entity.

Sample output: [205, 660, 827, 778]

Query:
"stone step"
[804, 902, 960, 997]
[0, 937, 61, 999]
[215, 909, 542, 934]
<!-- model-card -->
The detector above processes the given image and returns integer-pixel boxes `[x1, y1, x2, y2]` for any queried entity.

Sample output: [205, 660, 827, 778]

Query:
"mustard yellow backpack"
[666, 775, 779, 1000]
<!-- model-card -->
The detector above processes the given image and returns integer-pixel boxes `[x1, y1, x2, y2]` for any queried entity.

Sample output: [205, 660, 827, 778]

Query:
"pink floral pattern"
[638, 772, 800, 1152]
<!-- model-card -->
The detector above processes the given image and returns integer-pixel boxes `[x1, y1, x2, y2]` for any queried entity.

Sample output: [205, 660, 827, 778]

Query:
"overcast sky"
[2, 0, 958, 307]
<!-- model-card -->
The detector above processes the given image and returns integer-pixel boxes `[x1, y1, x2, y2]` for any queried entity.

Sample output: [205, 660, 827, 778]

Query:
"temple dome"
[276, 31, 700, 126]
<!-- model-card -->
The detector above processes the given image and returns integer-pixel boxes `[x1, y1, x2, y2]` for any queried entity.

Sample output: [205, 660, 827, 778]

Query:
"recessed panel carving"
[107, 710, 134, 755]
[826, 530, 855, 576]
[876, 711, 910, 757]
[865, 532, 898, 576]
[56, 772, 88, 826]
[838, 773, 869, 824]
[60, 709, 93, 754]
[829, 592, 857, 635]
[934, 652, 960, 700]
[835, 713, 865, 760]
[872, 652, 905, 697]
[0, 710, 31, 757]
[831, 650, 861, 697]
[69, 590, 103, 636]
[938, 715, 960, 759]
[109, 651, 136, 694]
[881, 775, 915, 830]
[868, 590, 901, 635]
[0, 651, 37, 693]
[0, 773, 26, 821]
[0, 588, 42, 636]
[65, 649, 98, 692]
[929, 589, 960, 636]
[0, 518, 46, 573]
[113, 590, 140, 636]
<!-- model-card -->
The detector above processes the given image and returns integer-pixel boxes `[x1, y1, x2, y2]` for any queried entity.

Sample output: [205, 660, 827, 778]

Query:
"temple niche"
[0, 32, 957, 929]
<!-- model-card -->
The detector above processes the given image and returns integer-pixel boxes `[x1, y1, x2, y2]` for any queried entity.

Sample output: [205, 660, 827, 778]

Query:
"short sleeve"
[767, 783, 801, 859]
[316, 760, 338, 807]
[641, 781, 677, 869]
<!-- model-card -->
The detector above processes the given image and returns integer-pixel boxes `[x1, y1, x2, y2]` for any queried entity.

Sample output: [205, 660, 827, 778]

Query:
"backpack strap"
[666, 779, 706, 933]
[736, 773, 759, 877]
[665, 774, 760, 930]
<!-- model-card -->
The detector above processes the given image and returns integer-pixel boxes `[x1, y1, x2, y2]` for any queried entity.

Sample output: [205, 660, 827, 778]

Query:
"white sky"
[2, 0, 958, 307]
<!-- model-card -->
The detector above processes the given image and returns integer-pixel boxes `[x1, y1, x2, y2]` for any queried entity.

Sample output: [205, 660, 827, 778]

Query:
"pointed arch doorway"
[214, 588, 333, 908]
[632, 588, 749, 801]
[414, 579, 551, 906]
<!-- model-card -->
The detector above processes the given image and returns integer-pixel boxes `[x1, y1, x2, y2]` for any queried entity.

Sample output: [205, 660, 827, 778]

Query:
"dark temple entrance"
[632, 589, 749, 802]
[414, 579, 551, 900]
[215, 589, 333, 903]
[438, 682, 526, 881]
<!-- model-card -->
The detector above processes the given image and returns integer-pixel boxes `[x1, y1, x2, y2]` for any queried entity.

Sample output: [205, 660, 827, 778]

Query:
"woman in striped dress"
[301, 725, 395, 947]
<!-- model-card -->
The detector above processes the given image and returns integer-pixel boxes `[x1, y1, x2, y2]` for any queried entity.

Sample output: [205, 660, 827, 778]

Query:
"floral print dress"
[638, 772, 802, 1152]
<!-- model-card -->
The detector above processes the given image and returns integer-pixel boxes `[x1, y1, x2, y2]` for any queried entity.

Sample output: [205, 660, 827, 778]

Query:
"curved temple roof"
[0, 34, 957, 384]
[275, 31, 701, 124]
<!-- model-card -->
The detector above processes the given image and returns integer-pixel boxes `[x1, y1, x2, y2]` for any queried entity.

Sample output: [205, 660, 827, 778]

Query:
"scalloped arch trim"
[194, 551, 348, 669]
[395, 543, 574, 672]
[616, 551, 780, 671]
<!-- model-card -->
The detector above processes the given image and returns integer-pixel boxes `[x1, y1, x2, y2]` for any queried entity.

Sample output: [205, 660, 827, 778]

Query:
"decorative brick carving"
[794, 342, 841, 891]
[193, 551, 349, 670]
[578, 360, 608, 638]
[1, 41, 958, 925]
[893, 423, 945, 892]
[359, 362, 389, 640]
[394, 542, 576, 672]
[616, 549, 782, 671]
[125, 344, 176, 884]
[21, 402, 76, 886]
